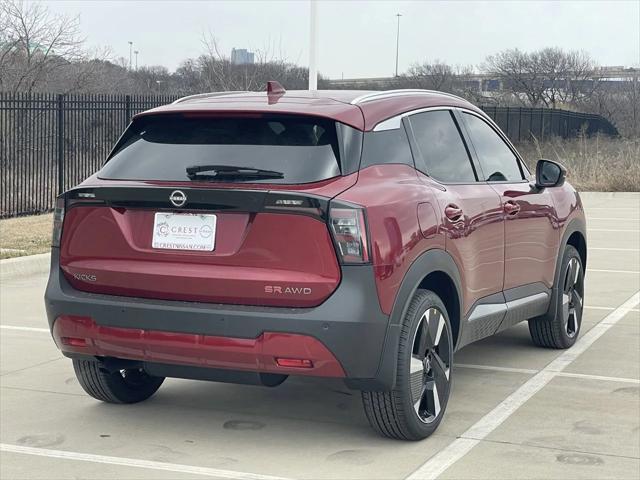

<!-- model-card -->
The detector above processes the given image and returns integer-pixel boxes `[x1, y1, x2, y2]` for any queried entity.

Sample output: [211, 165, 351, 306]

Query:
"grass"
[515, 135, 640, 192]
[0, 213, 53, 259]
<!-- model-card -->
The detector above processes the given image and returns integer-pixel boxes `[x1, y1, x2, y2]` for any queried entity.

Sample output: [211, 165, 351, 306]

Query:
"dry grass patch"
[516, 135, 640, 191]
[0, 213, 52, 259]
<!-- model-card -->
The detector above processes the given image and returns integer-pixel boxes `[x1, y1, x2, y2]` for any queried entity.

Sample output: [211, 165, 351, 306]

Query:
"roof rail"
[350, 89, 466, 105]
[171, 91, 248, 104]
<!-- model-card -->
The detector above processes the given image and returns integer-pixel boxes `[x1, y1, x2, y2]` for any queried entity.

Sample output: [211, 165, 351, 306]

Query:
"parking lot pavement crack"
[1, 385, 86, 397]
[555, 372, 640, 384]
[0, 356, 64, 377]
[470, 437, 640, 461]
[406, 291, 640, 480]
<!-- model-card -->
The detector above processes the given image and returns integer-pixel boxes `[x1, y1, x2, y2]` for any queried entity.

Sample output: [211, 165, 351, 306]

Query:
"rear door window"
[409, 110, 477, 183]
[100, 115, 342, 184]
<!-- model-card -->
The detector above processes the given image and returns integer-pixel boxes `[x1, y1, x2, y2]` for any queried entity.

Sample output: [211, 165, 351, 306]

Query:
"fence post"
[56, 94, 64, 195]
[125, 95, 131, 123]
[505, 107, 510, 140]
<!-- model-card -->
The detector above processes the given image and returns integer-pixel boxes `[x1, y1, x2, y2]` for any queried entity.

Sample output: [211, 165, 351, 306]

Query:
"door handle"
[504, 200, 520, 216]
[444, 204, 463, 222]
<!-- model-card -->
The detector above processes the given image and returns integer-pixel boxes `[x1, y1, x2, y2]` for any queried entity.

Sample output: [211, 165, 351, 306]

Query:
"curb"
[0, 253, 51, 282]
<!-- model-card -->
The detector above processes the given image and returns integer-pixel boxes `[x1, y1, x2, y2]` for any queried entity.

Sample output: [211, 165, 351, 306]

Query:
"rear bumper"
[45, 249, 393, 389]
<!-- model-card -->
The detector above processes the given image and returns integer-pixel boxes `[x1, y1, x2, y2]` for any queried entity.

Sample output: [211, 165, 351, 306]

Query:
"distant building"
[231, 48, 255, 65]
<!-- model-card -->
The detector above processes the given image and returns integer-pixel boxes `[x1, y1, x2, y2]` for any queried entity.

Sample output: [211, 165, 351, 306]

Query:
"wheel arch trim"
[542, 217, 587, 322]
[348, 248, 462, 391]
[389, 249, 463, 328]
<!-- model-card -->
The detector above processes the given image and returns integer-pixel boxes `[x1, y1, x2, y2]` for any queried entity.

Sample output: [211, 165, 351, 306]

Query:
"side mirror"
[535, 159, 566, 188]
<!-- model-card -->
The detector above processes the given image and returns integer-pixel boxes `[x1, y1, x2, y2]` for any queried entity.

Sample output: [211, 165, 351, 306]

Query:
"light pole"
[395, 13, 402, 77]
[308, 0, 318, 90]
[134, 50, 139, 70]
[128, 41, 133, 70]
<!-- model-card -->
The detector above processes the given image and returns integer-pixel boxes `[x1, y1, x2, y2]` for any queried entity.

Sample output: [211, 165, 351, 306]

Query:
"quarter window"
[462, 113, 524, 182]
[409, 110, 476, 183]
[361, 127, 414, 169]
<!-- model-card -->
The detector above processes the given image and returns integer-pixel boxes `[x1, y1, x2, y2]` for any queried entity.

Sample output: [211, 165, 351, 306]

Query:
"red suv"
[45, 85, 587, 440]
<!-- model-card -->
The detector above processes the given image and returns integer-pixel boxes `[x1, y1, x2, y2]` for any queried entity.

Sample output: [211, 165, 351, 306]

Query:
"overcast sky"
[45, 0, 640, 78]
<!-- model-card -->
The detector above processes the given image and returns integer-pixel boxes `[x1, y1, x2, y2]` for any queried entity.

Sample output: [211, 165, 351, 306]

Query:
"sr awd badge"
[265, 286, 312, 295]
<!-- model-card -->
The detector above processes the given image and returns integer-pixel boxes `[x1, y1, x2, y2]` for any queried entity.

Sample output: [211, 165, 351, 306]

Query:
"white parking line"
[457, 364, 639, 384]
[456, 364, 537, 375]
[586, 206, 640, 210]
[0, 325, 49, 333]
[0, 443, 293, 480]
[589, 247, 640, 252]
[587, 217, 640, 221]
[585, 305, 640, 312]
[587, 268, 640, 274]
[588, 228, 640, 233]
[406, 290, 640, 480]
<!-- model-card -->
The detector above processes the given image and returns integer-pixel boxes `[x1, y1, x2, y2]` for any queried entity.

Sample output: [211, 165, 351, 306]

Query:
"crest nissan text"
[45, 83, 587, 440]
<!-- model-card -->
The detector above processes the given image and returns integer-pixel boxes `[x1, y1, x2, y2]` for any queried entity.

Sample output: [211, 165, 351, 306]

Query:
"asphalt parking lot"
[1, 192, 638, 480]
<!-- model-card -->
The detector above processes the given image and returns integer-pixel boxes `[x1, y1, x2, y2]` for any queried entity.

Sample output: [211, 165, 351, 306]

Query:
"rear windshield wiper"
[186, 165, 284, 181]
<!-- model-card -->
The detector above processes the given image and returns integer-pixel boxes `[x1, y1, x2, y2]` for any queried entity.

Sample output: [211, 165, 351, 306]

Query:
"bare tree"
[453, 64, 495, 105]
[173, 59, 201, 94]
[483, 47, 600, 108]
[587, 76, 640, 138]
[538, 48, 600, 107]
[483, 49, 547, 107]
[0, 0, 86, 92]
[195, 30, 308, 93]
[197, 31, 234, 90]
[132, 65, 172, 93]
[399, 61, 489, 105]
[405, 61, 456, 91]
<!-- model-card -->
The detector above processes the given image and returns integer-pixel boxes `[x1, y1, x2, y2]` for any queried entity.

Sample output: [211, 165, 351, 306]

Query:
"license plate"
[152, 212, 217, 251]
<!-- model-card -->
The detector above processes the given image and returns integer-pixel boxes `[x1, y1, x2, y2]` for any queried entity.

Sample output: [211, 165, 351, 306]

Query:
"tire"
[362, 289, 453, 440]
[529, 245, 584, 349]
[73, 359, 164, 404]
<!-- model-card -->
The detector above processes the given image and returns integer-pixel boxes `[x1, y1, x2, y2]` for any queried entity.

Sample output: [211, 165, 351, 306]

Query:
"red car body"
[45, 87, 586, 396]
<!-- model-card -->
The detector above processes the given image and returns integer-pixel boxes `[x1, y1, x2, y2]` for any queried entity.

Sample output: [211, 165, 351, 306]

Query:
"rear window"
[99, 114, 342, 184]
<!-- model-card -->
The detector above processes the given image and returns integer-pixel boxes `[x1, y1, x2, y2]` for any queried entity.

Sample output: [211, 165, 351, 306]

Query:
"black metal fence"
[0, 93, 619, 218]
[480, 106, 618, 143]
[1, 93, 179, 217]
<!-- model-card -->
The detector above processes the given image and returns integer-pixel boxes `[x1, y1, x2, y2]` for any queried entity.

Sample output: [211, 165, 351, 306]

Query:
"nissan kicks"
[45, 84, 587, 440]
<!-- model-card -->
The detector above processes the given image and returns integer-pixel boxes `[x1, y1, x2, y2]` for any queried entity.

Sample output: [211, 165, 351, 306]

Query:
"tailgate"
[59, 186, 345, 307]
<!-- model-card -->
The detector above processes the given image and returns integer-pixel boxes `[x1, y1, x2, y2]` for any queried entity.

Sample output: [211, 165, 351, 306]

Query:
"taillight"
[329, 206, 370, 264]
[51, 196, 65, 247]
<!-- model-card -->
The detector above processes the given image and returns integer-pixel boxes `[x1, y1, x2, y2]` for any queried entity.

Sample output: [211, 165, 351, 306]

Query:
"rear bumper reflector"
[60, 336, 87, 347]
[275, 358, 314, 368]
[52, 315, 345, 377]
